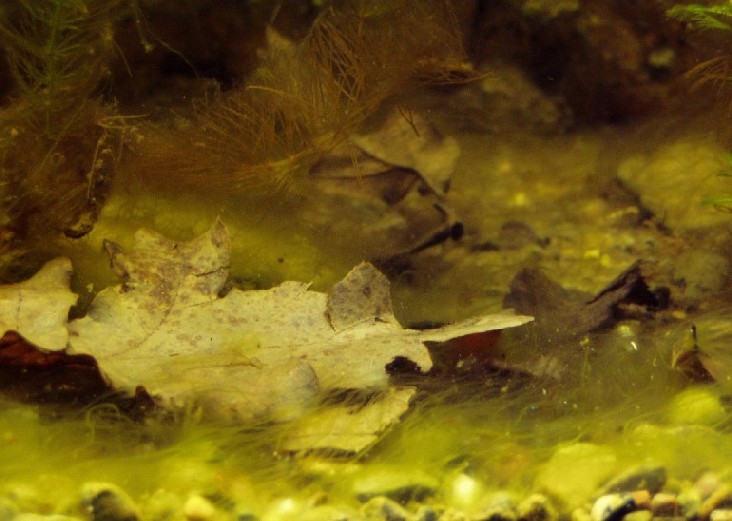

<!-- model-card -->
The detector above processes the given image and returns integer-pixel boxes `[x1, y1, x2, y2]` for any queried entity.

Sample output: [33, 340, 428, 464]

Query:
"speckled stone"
[79, 483, 139, 521]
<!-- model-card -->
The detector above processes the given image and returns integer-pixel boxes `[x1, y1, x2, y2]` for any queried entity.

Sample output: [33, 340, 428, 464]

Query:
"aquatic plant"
[0, 0, 133, 244]
[669, 2, 732, 208]
[668, 3, 732, 30]
[668, 3, 732, 97]
[136, 0, 474, 194]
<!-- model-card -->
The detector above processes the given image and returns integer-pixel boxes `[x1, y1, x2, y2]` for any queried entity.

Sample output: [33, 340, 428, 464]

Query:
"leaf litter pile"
[0, 220, 534, 456]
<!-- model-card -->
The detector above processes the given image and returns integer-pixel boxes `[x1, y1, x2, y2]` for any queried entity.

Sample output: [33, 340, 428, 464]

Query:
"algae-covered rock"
[673, 250, 730, 304]
[350, 464, 438, 503]
[535, 443, 618, 510]
[617, 140, 732, 232]
[666, 387, 727, 427]
[599, 464, 667, 495]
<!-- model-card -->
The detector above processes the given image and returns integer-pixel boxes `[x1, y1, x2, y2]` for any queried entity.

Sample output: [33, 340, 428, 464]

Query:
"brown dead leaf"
[504, 262, 663, 340]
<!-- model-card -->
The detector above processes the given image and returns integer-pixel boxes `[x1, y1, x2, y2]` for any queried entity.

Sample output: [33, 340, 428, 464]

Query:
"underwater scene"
[3, 0, 732, 520]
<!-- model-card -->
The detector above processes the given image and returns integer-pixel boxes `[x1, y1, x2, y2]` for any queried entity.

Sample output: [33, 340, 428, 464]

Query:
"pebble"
[444, 473, 483, 510]
[261, 497, 303, 521]
[629, 490, 651, 511]
[432, 507, 469, 521]
[695, 472, 721, 500]
[138, 489, 183, 521]
[79, 483, 139, 521]
[183, 494, 216, 521]
[600, 465, 667, 495]
[360, 496, 410, 521]
[701, 484, 732, 519]
[517, 494, 556, 521]
[622, 512, 652, 521]
[475, 492, 518, 521]
[570, 507, 591, 521]
[676, 487, 701, 519]
[412, 504, 440, 521]
[10, 467, 732, 521]
[590, 494, 636, 521]
[651, 492, 678, 516]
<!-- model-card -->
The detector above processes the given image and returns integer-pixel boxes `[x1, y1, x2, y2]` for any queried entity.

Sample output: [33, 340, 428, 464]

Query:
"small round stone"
[183, 494, 216, 521]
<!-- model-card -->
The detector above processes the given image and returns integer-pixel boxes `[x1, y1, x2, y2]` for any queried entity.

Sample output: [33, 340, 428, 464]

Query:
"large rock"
[617, 140, 732, 233]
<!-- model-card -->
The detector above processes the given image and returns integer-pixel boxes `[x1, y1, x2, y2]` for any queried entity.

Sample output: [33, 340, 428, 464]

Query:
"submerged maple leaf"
[1, 221, 533, 435]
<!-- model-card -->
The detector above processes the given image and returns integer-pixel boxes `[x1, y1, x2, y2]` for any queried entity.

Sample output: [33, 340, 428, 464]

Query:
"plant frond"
[668, 4, 732, 31]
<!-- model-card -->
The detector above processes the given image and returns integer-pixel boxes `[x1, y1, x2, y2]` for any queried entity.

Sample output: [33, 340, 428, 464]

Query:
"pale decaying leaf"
[7, 221, 531, 433]
[311, 109, 461, 199]
[351, 110, 460, 196]
[281, 387, 417, 454]
[0, 258, 77, 350]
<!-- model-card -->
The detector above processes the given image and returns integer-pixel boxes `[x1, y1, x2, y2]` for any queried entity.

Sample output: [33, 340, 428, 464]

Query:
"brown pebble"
[652, 492, 679, 516]
[630, 490, 651, 510]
